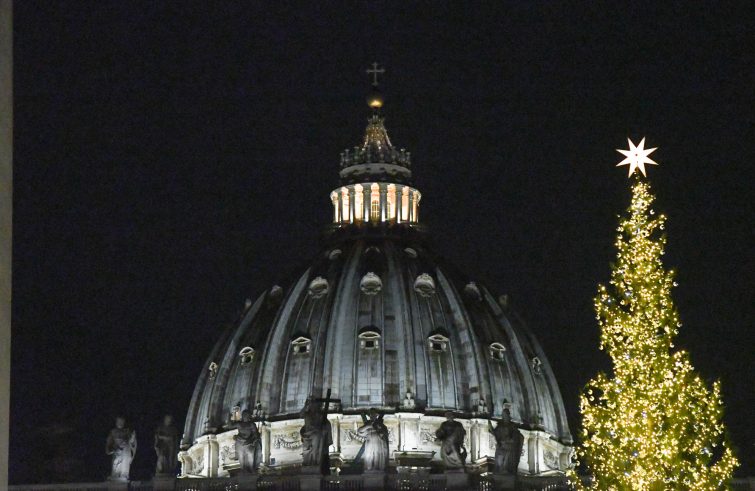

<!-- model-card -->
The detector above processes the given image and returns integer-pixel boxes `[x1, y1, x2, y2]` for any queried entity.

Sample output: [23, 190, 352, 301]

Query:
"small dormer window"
[239, 346, 255, 366]
[308, 277, 329, 299]
[531, 356, 543, 375]
[428, 333, 449, 353]
[414, 273, 436, 297]
[489, 342, 506, 361]
[292, 336, 312, 355]
[359, 330, 381, 350]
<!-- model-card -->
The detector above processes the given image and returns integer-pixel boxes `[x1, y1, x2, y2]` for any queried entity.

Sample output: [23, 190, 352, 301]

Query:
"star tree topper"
[616, 137, 658, 177]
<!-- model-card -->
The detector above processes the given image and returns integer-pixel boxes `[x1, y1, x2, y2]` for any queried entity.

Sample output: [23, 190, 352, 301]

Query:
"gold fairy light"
[570, 175, 738, 490]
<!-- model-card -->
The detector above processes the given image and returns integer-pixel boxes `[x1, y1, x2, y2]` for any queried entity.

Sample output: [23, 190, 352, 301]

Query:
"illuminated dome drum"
[179, 93, 573, 479]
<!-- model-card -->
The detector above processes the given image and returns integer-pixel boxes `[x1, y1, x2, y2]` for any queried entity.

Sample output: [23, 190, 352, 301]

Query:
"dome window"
[359, 330, 381, 350]
[239, 346, 255, 366]
[464, 282, 482, 302]
[531, 356, 543, 375]
[414, 273, 436, 297]
[489, 342, 506, 361]
[360, 272, 382, 295]
[308, 277, 329, 299]
[428, 333, 449, 353]
[291, 336, 312, 355]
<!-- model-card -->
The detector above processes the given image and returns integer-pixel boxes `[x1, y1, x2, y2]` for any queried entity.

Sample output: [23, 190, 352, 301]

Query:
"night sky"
[11, 2, 753, 483]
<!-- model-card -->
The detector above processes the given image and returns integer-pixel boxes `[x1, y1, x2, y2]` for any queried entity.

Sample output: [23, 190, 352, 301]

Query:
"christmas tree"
[575, 138, 738, 490]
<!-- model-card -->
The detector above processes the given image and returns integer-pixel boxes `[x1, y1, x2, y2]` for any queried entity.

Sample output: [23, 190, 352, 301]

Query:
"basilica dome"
[179, 89, 572, 479]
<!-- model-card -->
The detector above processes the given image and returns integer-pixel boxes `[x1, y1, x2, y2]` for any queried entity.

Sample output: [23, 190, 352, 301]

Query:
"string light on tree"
[616, 137, 658, 177]
[570, 142, 738, 490]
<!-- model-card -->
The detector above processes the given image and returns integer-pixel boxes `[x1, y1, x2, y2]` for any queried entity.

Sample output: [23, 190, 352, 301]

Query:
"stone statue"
[477, 397, 488, 414]
[234, 410, 263, 473]
[300, 397, 333, 471]
[357, 408, 389, 471]
[488, 408, 524, 474]
[402, 391, 415, 409]
[435, 411, 467, 469]
[106, 416, 137, 481]
[154, 414, 179, 475]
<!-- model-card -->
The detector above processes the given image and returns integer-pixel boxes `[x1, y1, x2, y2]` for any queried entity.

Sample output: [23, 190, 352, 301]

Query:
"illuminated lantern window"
[291, 336, 312, 355]
[370, 183, 380, 222]
[428, 333, 449, 353]
[489, 342, 506, 361]
[359, 330, 381, 350]
[239, 346, 255, 366]
[387, 184, 396, 220]
[411, 190, 419, 222]
[354, 184, 363, 222]
[341, 187, 350, 223]
[401, 187, 410, 221]
[330, 192, 339, 223]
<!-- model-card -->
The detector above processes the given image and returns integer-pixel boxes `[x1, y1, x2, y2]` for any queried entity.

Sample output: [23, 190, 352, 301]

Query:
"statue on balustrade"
[488, 407, 524, 474]
[154, 414, 179, 475]
[357, 408, 389, 471]
[300, 397, 333, 472]
[234, 409, 263, 473]
[106, 416, 137, 481]
[435, 411, 467, 469]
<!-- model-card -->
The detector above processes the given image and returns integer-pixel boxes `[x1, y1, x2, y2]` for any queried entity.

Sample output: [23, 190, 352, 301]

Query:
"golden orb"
[367, 87, 384, 109]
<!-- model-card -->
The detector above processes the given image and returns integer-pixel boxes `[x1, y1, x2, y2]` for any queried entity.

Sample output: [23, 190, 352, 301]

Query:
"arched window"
[354, 184, 364, 222]
[341, 186, 350, 223]
[239, 346, 255, 366]
[330, 192, 339, 223]
[428, 333, 449, 353]
[291, 336, 312, 355]
[489, 342, 506, 361]
[401, 186, 410, 221]
[359, 330, 381, 350]
[370, 183, 380, 222]
[387, 184, 396, 221]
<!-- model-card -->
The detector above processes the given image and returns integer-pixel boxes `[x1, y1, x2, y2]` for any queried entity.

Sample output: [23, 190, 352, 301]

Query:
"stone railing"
[10, 476, 755, 491]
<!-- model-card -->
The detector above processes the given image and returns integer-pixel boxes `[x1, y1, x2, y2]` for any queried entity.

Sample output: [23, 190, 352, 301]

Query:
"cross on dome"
[366, 62, 385, 86]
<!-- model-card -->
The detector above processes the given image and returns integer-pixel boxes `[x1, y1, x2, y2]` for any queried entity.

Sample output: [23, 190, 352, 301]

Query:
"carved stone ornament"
[220, 444, 237, 463]
[308, 276, 329, 299]
[404, 247, 418, 258]
[273, 431, 303, 450]
[328, 249, 342, 260]
[414, 273, 436, 297]
[208, 362, 218, 380]
[360, 272, 382, 295]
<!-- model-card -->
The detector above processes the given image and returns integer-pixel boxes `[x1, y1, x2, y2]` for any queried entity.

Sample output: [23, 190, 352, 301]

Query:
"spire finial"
[366, 62, 385, 87]
[365, 63, 385, 110]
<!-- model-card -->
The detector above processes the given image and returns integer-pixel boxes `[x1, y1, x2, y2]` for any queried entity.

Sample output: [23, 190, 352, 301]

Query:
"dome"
[179, 84, 572, 480]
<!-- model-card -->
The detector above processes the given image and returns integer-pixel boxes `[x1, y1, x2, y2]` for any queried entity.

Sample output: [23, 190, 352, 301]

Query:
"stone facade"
[179, 413, 572, 478]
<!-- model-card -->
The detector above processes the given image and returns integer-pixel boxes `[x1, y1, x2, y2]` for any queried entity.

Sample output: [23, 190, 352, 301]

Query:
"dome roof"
[182, 231, 572, 448]
[180, 82, 573, 479]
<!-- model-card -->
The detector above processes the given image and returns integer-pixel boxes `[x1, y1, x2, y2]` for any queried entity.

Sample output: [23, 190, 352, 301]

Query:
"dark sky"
[11, 1, 753, 483]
